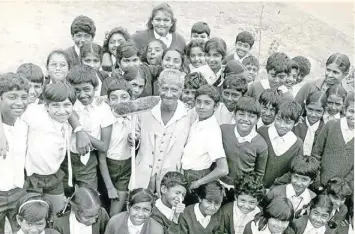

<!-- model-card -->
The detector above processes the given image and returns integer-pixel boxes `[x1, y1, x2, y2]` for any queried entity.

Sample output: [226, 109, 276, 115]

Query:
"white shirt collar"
[233, 202, 260, 234]
[268, 123, 297, 156]
[155, 199, 174, 221]
[286, 184, 312, 211]
[234, 126, 257, 143]
[151, 100, 188, 127]
[69, 211, 92, 234]
[189, 63, 198, 72]
[260, 79, 271, 90]
[340, 117, 354, 143]
[74, 45, 80, 57]
[306, 117, 320, 131]
[193, 114, 217, 129]
[194, 203, 211, 228]
[304, 219, 326, 234]
[154, 30, 172, 48]
[127, 216, 144, 234]
[323, 112, 341, 123]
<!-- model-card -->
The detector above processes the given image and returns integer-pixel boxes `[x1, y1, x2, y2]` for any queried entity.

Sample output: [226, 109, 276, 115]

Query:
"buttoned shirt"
[233, 202, 260, 234]
[234, 127, 258, 143]
[340, 117, 354, 143]
[69, 211, 92, 234]
[214, 103, 236, 125]
[154, 30, 172, 48]
[194, 203, 211, 228]
[286, 184, 312, 212]
[268, 123, 297, 156]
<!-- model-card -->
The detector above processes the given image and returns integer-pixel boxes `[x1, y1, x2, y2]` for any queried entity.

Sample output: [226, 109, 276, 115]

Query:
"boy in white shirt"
[0, 73, 29, 233]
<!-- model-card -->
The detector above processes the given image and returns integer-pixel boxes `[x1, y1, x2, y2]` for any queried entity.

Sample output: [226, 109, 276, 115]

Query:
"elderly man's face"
[158, 79, 183, 107]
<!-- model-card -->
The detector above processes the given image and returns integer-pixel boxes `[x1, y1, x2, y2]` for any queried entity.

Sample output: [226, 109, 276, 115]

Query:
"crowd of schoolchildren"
[0, 3, 354, 234]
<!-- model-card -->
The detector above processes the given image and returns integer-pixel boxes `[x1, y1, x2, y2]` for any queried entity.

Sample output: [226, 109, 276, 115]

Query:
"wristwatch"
[73, 126, 84, 133]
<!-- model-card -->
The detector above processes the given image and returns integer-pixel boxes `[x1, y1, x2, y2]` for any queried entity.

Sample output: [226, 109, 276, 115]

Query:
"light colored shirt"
[286, 183, 312, 212]
[127, 217, 144, 234]
[304, 219, 326, 234]
[95, 74, 103, 97]
[22, 104, 71, 176]
[268, 123, 297, 156]
[323, 112, 341, 124]
[303, 117, 320, 156]
[233, 52, 248, 64]
[214, 103, 236, 125]
[340, 117, 354, 143]
[0, 119, 27, 191]
[155, 198, 174, 221]
[181, 115, 226, 170]
[234, 126, 258, 143]
[74, 45, 80, 58]
[256, 118, 271, 130]
[260, 79, 289, 94]
[194, 203, 211, 228]
[292, 81, 306, 96]
[233, 202, 260, 234]
[69, 211, 92, 234]
[154, 30, 172, 48]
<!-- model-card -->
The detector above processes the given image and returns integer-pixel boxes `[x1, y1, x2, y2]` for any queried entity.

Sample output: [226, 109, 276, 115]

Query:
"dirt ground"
[0, 1, 354, 233]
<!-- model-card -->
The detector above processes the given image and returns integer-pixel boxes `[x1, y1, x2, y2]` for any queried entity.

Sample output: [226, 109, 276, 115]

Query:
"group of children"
[0, 2, 354, 234]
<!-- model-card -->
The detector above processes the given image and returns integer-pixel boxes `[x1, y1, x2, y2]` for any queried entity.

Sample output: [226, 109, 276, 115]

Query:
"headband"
[18, 200, 49, 213]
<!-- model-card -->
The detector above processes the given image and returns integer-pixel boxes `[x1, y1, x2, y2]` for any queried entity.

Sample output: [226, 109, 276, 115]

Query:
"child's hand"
[107, 187, 119, 200]
[189, 180, 201, 190]
[127, 132, 140, 148]
[0, 136, 9, 159]
[174, 203, 185, 214]
[76, 131, 93, 155]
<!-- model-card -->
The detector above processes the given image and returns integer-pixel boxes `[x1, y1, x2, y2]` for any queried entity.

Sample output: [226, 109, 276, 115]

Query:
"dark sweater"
[257, 126, 303, 188]
[311, 119, 354, 188]
[52, 207, 109, 234]
[220, 124, 268, 185]
[132, 29, 186, 53]
[151, 206, 180, 234]
[65, 46, 80, 67]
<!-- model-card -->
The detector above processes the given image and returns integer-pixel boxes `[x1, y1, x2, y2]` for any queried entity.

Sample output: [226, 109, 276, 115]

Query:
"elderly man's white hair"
[158, 69, 185, 86]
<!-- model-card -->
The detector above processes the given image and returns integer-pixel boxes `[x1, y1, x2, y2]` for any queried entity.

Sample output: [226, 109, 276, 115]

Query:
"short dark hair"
[147, 3, 176, 33]
[116, 40, 141, 62]
[222, 73, 248, 95]
[184, 72, 208, 90]
[266, 52, 292, 75]
[17, 195, 52, 224]
[66, 65, 98, 88]
[191, 22, 211, 36]
[292, 56, 311, 78]
[0, 72, 30, 96]
[235, 96, 261, 118]
[234, 172, 265, 201]
[242, 55, 260, 70]
[224, 60, 247, 76]
[195, 84, 220, 104]
[70, 15, 96, 37]
[16, 63, 44, 84]
[128, 188, 155, 208]
[291, 60, 299, 71]
[204, 37, 227, 58]
[277, 100, 303, 123]
[258, 89, 282, 112]
[290, 155, 320, 181]
[161, 172, 188, 190]
[43, 82, 76, 105]
[102, 27, 130, 54]
[236, 31, 255, 47]
[326, 83, 347, 103]
[185, 39, 205, 58]
[195, 181, 224, 203]
[107, 78, 133, 97]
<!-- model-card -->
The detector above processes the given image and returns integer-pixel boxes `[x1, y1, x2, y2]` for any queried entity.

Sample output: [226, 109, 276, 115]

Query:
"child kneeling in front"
[105, 188, 164, 234]
[220, 172, 266, 234]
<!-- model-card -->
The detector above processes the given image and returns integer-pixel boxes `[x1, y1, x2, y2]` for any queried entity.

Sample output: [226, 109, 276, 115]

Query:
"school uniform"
[95, 70, 110, 97]
[290, 215, 331, 234]
[243, 220, 293, 234]
[0, 118, 28, 233]
[220, 202, 261, 234]
[21, 104, 71, 194]
[15, 229, 60, 234]
[222, 52, 248, 65]
[312, 118, 354, 189]
[256, 118, 271, 130]
[323, 112, 341, 124]
[257, 124, 303, 188]
[246, 79, 294, 102]
[131, 100, 196, 191]
[292, 117, 324, 156]
[264, 184, 316, 213]
[220, 124, 268, 186]
[174, 203, 223, 234]
[53, 207, 109, 234]
[67, 100, 115, 190]
[65, 45, 81, 67]
[295, 78, 331, 108]
[214, 103, 236, 125]
[104, 211, 164, 234]
[151, 199, 180, 233]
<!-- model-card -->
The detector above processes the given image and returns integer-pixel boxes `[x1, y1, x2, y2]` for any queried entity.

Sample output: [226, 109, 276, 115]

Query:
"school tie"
[290, 195, 303, 211]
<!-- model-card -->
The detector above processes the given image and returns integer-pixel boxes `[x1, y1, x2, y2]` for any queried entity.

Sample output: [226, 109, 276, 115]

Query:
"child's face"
[73, 82, 96, 106]
[161, 185, 187, 208]
[108, 33, 126, 56]
[222, 89, 243, 112]
[291, 173, 313, 196]
[82, 54, 101, 71]
[158, 80, 183, 108]
[189, 46, 206, 68]
[345, 101, 355, 129]
[236, 194, 259, 215]
[0, 90, 28, 120]
[245, 64, 258, 83]
[129, 78, 145, 99]
[285, 68, 298, 89]
[274, 114, 295, 136]
[181, 88, 196, 108]
[17, 217, 46, 234]
[261, 103, 277, 125]
[195, 94, 217, 121]
[147, 41, 164, 65]
[235, 41, 251, 59]
[306, 102, 324, 125]
[309, 207, 331, 228]
[205, 49, 223, 71]
[267, 69, 287, 89]
[72, 31, 93, 48]
[45, 98, 73, 123]
[329, 194, 346, 211]
[28, 82, 43, 104]
[120, 55, 140, 73]
[235, 110, 258, 135]
[162, 50, 182, 70]
[109, 90, 130, 106]
[199, 198, 222, 216]
[267, 218, 290, 234]
[325, 63, 346, 86]
[74, 205, 100, 226]
[191, 32, 209, 42]
[128, 202, 152, 226]
[152, 10, 173, 37]
[47, 53, 69, 83]
[326, 94, 343, 116]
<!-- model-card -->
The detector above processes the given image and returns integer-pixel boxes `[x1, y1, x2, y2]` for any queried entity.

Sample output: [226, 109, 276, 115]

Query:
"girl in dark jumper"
[322, 84, 347, 124]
